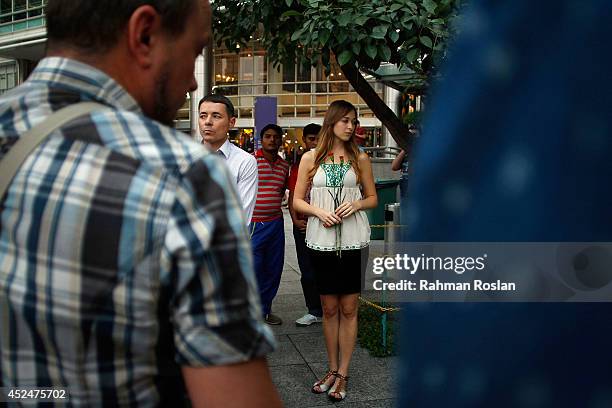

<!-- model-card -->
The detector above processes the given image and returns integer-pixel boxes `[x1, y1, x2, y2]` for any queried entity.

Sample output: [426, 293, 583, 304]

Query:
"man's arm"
[237, 155, 258, 224]
[391, 150, 406, 171]
[183, 358, 282, 408]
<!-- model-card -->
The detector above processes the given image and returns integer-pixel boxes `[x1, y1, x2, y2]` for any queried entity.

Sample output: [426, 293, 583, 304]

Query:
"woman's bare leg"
[337, 293, 359, 377]
[316, 294, 340, 391]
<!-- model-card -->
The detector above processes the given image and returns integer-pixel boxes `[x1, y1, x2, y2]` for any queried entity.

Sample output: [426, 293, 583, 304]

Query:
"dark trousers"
[251, 218, 285, 315]
[293, 226, 322, 317]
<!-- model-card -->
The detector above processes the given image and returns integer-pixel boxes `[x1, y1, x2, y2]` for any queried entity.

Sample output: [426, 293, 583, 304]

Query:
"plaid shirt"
[0, 57, 275, 406]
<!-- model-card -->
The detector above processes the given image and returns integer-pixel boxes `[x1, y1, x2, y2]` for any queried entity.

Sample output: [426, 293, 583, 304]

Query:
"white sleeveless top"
[305, 163, 371, 251]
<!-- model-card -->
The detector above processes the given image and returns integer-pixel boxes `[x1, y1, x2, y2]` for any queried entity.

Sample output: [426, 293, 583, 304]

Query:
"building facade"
[0, 3, 400, 155]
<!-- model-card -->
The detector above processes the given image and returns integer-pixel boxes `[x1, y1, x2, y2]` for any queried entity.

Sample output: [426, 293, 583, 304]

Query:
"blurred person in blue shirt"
[400, 0, 612, 407]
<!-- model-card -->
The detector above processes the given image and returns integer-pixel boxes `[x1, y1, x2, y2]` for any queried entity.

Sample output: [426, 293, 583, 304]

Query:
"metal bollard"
[384, 203, 401, 246]
[382, 203, 400, 352]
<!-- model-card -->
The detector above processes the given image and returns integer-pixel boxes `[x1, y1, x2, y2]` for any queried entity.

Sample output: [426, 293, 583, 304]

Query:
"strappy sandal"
[328, 372, 349, 402]
[312, 369, 337, 394]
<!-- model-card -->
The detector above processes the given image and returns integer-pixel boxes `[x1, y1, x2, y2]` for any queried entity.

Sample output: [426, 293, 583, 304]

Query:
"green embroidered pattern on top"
[321, 163, 351, 187]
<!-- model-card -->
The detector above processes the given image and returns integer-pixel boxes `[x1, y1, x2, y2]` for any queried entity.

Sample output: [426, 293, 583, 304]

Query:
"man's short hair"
[46, 0, 196, 53]
[303, 123, 321, 138]
[198, 94, 236, 117]
[260, 124, 283, 138]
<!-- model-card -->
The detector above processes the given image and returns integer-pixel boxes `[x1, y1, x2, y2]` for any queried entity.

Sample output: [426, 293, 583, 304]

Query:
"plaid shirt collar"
[29, 57, 142, 113]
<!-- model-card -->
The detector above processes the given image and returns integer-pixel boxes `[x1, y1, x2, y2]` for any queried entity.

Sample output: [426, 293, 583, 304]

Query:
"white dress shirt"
[217, 138, 258, 223]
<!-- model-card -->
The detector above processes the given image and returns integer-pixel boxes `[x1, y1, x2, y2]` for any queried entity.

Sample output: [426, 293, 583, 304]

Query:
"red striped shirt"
[251, 149, 289, 222]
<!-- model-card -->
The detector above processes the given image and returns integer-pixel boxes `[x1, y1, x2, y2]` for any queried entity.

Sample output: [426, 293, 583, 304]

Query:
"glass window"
[14, 0, 27, 20]
[29, 0, 43, 17]
[254, 50, 267, 91]
[296, 62, 310, 93]
[1, 0, 12, 24]
[214, 50, 239, 91]
[315, 63, 327, 93]
[282, 63, 295, 93]
[0, 61, 18, 95]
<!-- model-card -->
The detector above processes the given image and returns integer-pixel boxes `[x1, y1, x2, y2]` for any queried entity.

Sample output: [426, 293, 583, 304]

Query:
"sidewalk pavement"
[266, 210, 398, 407]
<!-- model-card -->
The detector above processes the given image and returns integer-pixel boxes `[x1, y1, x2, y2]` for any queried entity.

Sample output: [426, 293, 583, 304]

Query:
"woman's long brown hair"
[308, 100, 362, 182]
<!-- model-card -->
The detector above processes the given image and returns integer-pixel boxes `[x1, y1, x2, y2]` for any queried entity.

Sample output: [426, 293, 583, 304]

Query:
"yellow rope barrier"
[359, 296, 401, 313]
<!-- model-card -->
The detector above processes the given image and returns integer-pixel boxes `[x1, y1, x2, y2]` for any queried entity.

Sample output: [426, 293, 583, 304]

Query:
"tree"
[212, 0, 463, 154]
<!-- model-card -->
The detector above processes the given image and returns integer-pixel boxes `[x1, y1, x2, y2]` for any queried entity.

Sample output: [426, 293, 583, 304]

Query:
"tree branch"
[340, 63, 414, 155]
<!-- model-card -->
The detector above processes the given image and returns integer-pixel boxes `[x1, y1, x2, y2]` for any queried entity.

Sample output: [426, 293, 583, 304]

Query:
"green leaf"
[365, 43, 378, 59]
[419, 35, 433, 48]
[406, 48, 419, 63]
[336, 30, 348, 44]
[403, 14, 417, 23]
[281, 10, 302, 20]
[337, 50, 353, 66]
[351, 42, 361, 55]
[390, 3, 403, 12]
[389, 29, 400, 43]
[354, 16, 369, 26]
[291, 27, 305, 41]
[337, 13, 352, 27]
[319, 29, 330, 45]
[378, 45, 391, 62]
[423, 0, 437, 14]
[371, 25, 389, 39]
[286, 0, 293, 6]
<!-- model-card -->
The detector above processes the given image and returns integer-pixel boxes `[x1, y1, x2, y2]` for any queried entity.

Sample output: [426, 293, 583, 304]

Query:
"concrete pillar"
[191, 47, 213, 140]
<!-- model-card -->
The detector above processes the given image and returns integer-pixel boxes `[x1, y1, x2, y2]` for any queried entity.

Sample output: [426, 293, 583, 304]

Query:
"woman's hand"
[335, 201, 362, 218]
[316, 209, 342, 228]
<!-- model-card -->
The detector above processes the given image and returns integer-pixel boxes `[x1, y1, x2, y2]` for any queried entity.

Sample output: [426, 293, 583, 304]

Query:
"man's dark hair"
[198, 94, 236, 117]
[46, 0, 196, 53]
[303, 123, 321, 138]
[260, 124, 283, 138]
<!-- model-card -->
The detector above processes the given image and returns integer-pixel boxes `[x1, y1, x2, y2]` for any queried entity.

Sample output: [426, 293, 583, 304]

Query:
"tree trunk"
[340, 63, 413, 156]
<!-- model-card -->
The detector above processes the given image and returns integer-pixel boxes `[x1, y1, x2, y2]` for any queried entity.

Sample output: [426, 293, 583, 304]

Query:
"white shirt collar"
[217, 138, 233, 159]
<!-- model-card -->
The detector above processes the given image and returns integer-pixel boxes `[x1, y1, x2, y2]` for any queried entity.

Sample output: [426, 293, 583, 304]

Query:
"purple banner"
[254, 96, 277, 150]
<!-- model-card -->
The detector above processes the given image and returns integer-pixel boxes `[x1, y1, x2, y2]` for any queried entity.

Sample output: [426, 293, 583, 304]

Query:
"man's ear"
[126, 5, 163, 68]
[229, 116, 237, 129]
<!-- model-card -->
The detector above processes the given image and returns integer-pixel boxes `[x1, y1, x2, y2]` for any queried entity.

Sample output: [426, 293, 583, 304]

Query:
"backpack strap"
[0, 102, 108, 199]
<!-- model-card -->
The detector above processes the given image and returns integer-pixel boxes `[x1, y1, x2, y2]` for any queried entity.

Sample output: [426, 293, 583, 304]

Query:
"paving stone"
[269, 364, 335, 408]
[289, 332, 371, 364]
[337, 399, 397, 408]
[267, 335, 305, 367]
[309, 357, 399, 404]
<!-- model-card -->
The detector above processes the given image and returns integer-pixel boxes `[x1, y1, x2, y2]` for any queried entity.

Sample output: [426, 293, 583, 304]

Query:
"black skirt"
[308, 247, 369, 295]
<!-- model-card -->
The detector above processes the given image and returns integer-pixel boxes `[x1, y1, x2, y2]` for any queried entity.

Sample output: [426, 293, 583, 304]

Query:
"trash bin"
[366, 179, 400, 240]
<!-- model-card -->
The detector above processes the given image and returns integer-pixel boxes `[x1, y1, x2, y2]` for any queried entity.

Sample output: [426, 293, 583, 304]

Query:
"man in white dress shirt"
[199, 94, 258, 223]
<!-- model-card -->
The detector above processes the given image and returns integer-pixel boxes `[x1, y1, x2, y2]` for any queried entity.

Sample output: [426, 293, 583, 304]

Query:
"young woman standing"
[293, 100, 377, 402]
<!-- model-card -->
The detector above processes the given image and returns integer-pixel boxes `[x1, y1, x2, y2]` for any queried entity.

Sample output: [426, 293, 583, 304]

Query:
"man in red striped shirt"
[251, 124, 290, 325]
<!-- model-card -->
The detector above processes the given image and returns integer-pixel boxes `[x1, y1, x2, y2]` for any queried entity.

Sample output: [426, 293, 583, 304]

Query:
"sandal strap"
[329, 374, 348, 400]
[334, 372, 349, 381]
[315, 369, 337, 386]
